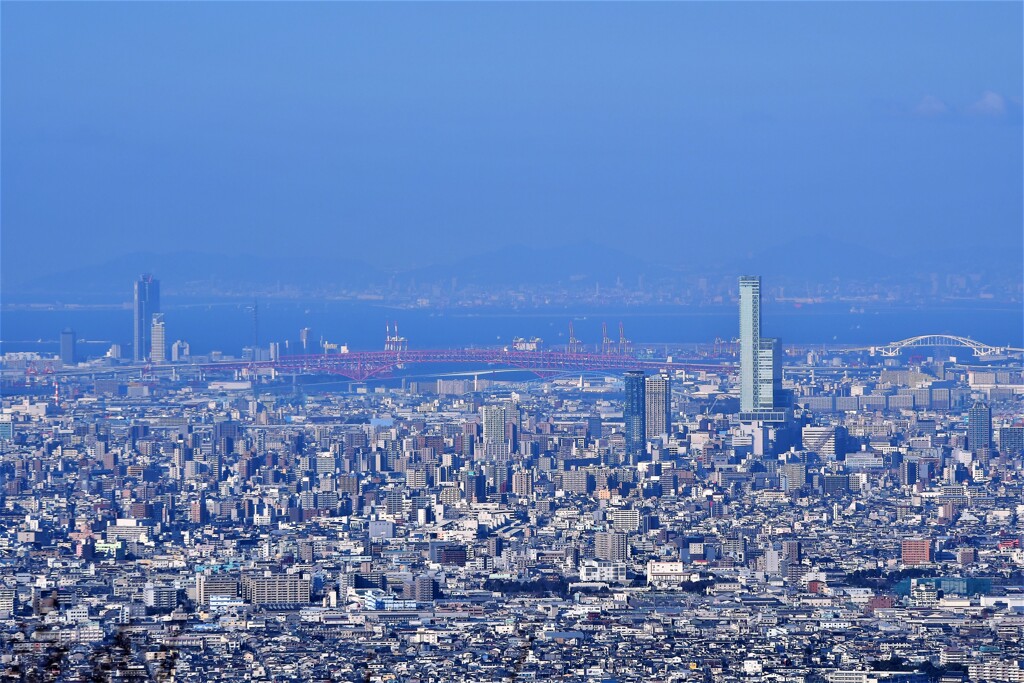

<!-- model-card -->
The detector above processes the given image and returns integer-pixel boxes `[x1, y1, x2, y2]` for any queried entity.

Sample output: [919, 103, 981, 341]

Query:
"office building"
[739, 275, 784, 419]
[823, 474, 850, 495]
[151, 314, 167, 364]
[133, 274, 160, 362]
[968, 402, 992, 455]
[624, 371, 646, 462]
[645, 372, 672, 440]
[739, 276, 761, 412]
[60, 328, 76, 366]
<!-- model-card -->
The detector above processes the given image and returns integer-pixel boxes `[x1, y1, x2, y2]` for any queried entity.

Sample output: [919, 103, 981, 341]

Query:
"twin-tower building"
[623, 369, 672, 463]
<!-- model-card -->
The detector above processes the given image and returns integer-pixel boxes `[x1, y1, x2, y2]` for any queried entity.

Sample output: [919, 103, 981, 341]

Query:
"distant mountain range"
[2, 236, 1017, 303]
[3, 251, 385, 301]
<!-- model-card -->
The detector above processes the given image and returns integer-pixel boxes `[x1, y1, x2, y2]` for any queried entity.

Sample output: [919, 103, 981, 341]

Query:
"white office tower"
[739, 276, 781, 414]
[150, 314, 167, 364]
[739, 276, 761, 412]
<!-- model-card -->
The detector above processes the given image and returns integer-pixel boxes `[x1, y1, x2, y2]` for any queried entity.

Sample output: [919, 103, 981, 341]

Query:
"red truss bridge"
[231, 349, 734, 381]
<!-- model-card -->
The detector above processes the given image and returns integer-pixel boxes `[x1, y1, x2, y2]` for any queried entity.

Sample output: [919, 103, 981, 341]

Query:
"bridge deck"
[232, 349, 734, 380]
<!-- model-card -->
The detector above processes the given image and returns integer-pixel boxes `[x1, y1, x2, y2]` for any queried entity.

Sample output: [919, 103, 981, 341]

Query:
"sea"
[1, 299, 1021, 359]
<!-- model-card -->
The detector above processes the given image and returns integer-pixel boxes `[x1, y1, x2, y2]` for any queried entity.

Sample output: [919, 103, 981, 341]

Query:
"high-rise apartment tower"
[968, 402, 992, 456]
[645, 372, 672, 440]
[624, 371, 646, 462]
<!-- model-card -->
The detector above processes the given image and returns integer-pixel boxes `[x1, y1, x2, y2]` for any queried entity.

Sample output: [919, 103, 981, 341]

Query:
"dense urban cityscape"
[0, 274, 1022, 682]
[4, 2, 1021, 682]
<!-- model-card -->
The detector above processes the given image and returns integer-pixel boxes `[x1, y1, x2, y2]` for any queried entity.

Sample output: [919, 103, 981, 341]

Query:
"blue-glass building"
[624, 371, 646, 464]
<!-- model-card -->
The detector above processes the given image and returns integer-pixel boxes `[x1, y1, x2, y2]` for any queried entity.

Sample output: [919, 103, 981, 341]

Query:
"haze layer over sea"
[2, 300, 1020, 359]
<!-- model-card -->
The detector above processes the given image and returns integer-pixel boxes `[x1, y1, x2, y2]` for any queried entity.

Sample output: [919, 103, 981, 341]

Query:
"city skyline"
[14, 269, 1023, 373]
[1, 3, 1022, 682]
[2, 264, 1023, 682]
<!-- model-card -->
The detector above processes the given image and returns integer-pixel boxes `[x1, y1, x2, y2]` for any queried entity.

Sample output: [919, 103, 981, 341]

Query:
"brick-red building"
[902, 537, 933, 566]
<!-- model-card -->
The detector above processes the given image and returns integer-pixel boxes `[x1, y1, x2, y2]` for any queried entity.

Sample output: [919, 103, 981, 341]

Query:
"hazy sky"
[2, 2, 1021, 283]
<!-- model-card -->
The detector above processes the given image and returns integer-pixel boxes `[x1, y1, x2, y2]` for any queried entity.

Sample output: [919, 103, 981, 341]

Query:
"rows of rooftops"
[1, 354, 1022, 682]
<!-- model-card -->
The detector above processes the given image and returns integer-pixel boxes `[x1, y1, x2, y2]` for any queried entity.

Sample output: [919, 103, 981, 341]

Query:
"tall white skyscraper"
[740, 276, 781, 414]
[645, 372, 672, 440]
[150, 314, 167, 363]
[739, 276, 761, 412]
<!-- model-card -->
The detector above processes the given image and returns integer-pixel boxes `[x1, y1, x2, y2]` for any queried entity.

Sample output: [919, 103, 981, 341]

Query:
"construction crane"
[385, 322, 408, 352]
[568, 321, 584, 355]
[601, 322, 615, 355]
[618, 322, 631, 355]
[713, 337, 739, 357]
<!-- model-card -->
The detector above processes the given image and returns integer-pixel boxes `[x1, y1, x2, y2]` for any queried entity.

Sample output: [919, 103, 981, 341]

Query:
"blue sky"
[2, 2, 1021, 285]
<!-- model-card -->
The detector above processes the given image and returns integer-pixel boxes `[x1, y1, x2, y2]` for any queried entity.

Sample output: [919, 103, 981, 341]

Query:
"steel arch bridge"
[217, 349, 734, 381]
[869, 335, 1023, 358]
